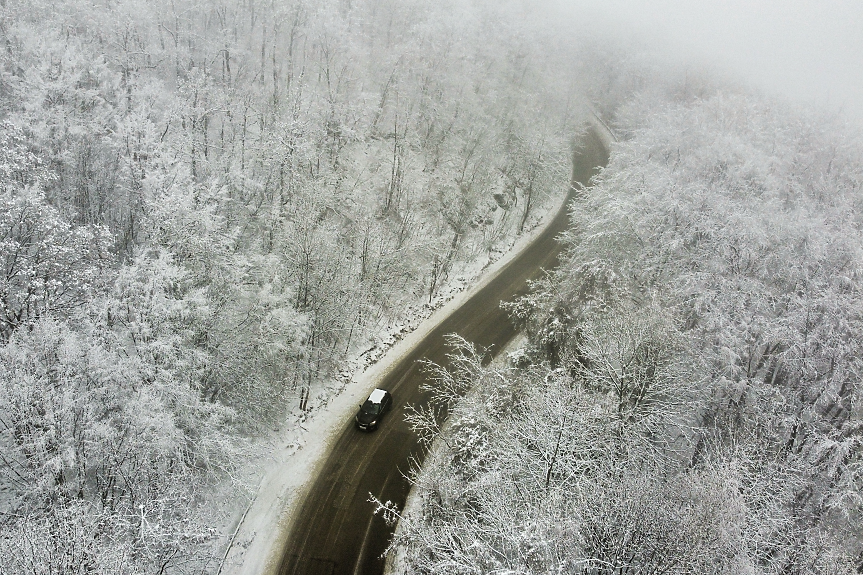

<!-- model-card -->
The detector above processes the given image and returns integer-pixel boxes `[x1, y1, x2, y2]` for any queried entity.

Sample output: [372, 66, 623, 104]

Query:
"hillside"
[0, 0, 582, 571]
[391, 87, 863, 573]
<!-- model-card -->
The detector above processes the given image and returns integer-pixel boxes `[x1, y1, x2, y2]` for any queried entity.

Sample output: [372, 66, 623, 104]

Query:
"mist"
[553, 0, 863, 122]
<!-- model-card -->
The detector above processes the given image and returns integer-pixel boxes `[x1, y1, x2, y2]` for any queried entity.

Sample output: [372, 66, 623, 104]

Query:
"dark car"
[355, 388, 392, 431]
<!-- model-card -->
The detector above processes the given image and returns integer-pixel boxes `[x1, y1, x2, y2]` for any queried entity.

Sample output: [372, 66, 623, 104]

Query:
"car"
[355, 388, 393, 431]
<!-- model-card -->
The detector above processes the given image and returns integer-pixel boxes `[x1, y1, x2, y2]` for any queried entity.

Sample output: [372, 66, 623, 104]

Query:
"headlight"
[370, 420, 377, 426]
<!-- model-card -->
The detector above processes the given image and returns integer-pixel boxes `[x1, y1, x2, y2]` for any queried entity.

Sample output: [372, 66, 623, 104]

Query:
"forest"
[2, 0, 861, 573]
[0, 0, 581, 572]
[390, 80, 863, 572]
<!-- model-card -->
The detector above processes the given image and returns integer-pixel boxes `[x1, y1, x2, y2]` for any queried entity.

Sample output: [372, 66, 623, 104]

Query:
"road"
[277, 127, 609, 575]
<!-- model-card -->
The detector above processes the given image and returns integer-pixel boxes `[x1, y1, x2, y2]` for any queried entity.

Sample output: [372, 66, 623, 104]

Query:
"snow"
[218, 184, 573, 575]
[369, 388, 387, 403]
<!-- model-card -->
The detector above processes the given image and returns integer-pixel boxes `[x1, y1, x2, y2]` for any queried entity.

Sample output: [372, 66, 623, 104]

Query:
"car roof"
[368, 388, 388, 403]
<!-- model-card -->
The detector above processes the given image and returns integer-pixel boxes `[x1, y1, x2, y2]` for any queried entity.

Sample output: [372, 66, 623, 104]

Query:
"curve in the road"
[277, 126, 610, 575]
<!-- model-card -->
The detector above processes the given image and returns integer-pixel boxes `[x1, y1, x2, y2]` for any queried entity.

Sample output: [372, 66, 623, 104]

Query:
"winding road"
[277, 127, 609, 575]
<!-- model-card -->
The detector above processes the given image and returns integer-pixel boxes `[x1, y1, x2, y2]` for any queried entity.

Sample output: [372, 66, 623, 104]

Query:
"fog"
[554, 0, 863, 122]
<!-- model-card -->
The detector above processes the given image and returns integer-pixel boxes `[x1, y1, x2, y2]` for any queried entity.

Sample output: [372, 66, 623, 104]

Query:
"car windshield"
[361, 400, 382, 415]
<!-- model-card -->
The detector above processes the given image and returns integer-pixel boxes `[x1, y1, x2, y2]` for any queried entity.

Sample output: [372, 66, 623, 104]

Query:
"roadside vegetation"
[0, 0, 579, 571]
[391, 84, 863, 572]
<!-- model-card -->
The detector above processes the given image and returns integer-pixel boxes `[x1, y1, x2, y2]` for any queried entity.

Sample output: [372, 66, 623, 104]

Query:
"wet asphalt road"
[277, 128, 609, 575]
